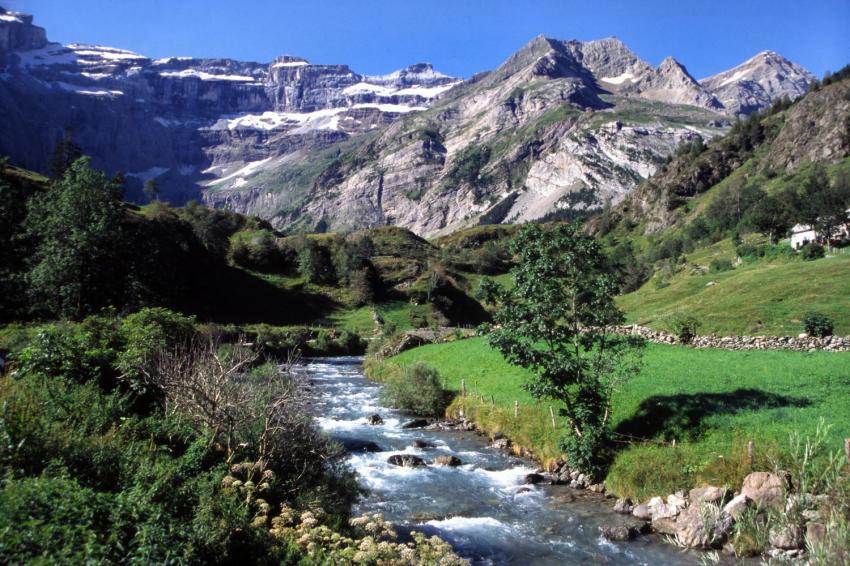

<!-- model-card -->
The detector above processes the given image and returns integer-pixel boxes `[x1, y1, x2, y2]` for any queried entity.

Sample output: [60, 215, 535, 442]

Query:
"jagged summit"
[700, 50, 814, 115]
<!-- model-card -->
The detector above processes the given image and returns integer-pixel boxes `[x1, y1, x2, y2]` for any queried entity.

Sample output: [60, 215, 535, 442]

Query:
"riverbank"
[308, 357, 703, 564]
[366, 337, 850, 499]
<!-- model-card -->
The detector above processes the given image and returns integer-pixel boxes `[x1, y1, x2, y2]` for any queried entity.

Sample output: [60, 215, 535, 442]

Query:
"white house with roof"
[790, 208, 850, 249]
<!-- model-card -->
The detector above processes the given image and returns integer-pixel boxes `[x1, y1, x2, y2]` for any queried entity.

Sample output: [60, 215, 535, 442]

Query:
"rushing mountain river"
[304, 357, 701, 565]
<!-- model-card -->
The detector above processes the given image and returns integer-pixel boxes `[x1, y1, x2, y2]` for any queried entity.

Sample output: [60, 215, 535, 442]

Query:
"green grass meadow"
[383, 337, 850, 499]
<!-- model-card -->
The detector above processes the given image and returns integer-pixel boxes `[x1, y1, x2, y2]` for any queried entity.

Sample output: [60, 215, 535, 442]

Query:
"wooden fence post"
[549, 406, 556, 429]
[461, 379, 466, 399]
[672, 438, 676, 449]
[747, 440, 754, 469]
[514, 400, 518, 418]
[844, 438, 850, 465]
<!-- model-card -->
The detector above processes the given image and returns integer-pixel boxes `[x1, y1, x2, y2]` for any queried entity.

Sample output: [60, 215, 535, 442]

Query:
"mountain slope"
[701, 51, 814, 116]
[599, 74, 850, 237]
[218, 36, 735, 235]
[0, 7, 815, 236]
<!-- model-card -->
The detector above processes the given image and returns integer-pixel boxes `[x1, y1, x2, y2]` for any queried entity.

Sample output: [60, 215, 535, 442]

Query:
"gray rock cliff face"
[0, 8, 814, 235]
[700, 51, 814, 116]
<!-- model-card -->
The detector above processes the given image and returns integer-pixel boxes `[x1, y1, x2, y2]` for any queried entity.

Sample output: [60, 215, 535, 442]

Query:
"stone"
[722, 494, 752, 519]
[674, 504, 733, 548]
[613, 498, 633, 514]
[599, 525, 640, 541]
[667, 493, 688, 509]
[631, 503, 652, 521]
[432, 455, 462, 467]
[387, 454, 426, 468]
[347, 440, 383, 453]
[651, 516, 677, 536]
[412, 439, 435, 449]
[741, 471, 791, 510]
[768, 524, 804, 550]
[401, 419, 430, 429]
[524, 473, 545, 485]
[689, 486, 729, 505]
[588, 483, 606, 494]
[366, 414, 383, 425]
[491, 438, 511, 450]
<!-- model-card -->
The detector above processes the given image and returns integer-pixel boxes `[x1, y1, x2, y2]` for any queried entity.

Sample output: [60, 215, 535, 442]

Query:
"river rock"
[344, 439, 383, 453]
[740, 471, 790, 510]
[651, 516, 678, 536]
[524, 473, 545, 485]
[387, 454, 426, 468]
[588, 483, 606, 494]
[432, 455, 463, 467]
[674, 504, 733, 548]
[632, 503, 652, 521]
[491, 437, 511, 450]
[769, 524, 804, 550]
[366, 414, 383, 425]
[401, 419, 430, 429]
[613, 498, 633, 514]
[412, 439, 436, 449]
[722, 494, 752, 519]
[599, 525, 640, 541]
[689, 486, 729, 504]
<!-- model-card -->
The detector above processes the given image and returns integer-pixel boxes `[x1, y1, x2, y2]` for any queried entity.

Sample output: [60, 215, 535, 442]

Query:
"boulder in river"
[613, 498, 633, 514]
[412, 439, 436, 449]
[432, 455, 462, 467]
[401, 419, 430, 429]
[367, 414, 383, 425]
[599, 524, 642, 541]
[387, 454, 426, 468]
[342, 439, 383, 453]
[524, 473, 545, 485]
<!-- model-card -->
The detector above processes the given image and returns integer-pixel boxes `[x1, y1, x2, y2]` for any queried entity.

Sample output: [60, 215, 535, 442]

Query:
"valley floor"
[374, 336, 850, 499]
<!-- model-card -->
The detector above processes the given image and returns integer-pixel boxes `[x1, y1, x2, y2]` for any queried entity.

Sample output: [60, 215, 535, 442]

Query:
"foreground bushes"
[380, 363, 450, 417]
[0, 308, 362, 564]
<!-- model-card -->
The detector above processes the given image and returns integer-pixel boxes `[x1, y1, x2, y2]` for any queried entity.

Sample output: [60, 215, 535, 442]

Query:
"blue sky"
[9, 0, 849, 79]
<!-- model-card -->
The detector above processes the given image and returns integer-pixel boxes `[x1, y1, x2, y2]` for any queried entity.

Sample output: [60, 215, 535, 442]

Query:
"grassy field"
[382, 337, 850, 499]
[618, 249, 850, 336]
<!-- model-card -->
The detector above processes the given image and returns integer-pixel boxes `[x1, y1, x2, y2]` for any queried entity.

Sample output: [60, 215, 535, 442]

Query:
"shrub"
[803, 312, 834, 338]
[0, 476, 113, 564]
[380, 363, 449, 417]
[800, 242, 825, 260]
[709, 258, 734, 273]
[667, 314, 702, 344]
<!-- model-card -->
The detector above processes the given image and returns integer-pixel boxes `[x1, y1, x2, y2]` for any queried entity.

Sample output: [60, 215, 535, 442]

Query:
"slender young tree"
[488, 224, 644, 475]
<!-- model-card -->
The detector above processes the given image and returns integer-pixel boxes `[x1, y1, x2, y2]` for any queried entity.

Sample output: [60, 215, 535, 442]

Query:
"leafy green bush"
[118, 307, 196, 391]
[0, 476, 114, 564]
[801, 242, 825, 260]
[803, 312, 834, 337]
[667, 314, 702, 344]
[380, 363, 449, 417]
[709, 258, 734, 273]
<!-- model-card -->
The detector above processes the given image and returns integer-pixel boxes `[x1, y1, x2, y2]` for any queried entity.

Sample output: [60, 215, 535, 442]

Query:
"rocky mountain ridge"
[0, 7, 816, 235]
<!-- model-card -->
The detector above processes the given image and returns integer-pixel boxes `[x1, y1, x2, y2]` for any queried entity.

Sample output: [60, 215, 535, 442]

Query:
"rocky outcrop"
[701, 51, 814, 116]
[0, 8, 47, 51]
